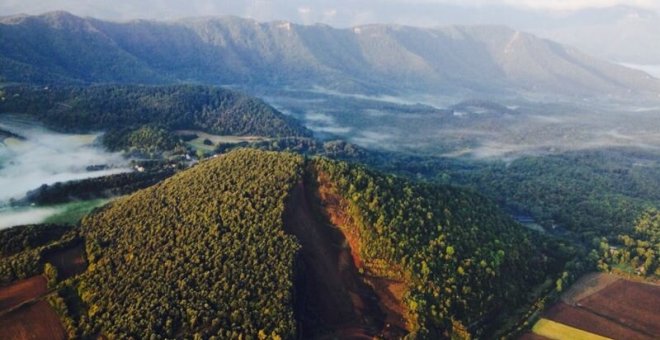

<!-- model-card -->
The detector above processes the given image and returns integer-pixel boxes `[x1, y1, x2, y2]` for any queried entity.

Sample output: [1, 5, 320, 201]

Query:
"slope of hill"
[0, 149, 564, 338]
[1, 12, 658, 97]
[0, 85, 310, 138]
[76, 150, 304, 338]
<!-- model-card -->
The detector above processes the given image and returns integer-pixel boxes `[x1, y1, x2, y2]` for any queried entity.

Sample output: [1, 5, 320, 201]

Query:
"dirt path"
[285, 179, 407, 339]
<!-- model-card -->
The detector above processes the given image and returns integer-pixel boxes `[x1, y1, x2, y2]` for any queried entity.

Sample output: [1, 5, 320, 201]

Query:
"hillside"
[1, 12, 659, 97]
[0, 85, 310, 138]
[0, 149, 569, 338]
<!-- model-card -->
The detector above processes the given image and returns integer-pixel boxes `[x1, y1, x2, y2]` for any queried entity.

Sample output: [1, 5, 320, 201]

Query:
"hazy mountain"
[1, 11, 659, 97]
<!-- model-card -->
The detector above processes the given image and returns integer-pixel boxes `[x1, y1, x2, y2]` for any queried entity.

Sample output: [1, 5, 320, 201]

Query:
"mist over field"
[0, 115, 130, 228]
[266, 92, 660, 159]
[0, 206, 61, 229]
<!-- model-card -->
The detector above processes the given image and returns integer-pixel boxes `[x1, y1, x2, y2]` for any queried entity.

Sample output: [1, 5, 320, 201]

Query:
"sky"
[1, 0, 659, 24]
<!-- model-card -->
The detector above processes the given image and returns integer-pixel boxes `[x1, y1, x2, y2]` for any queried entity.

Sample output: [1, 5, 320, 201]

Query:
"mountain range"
[1, 11, 659, 98]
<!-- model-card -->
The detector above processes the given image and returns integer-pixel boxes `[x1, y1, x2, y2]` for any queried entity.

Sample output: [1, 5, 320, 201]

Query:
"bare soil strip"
[284, 176, 408, 339]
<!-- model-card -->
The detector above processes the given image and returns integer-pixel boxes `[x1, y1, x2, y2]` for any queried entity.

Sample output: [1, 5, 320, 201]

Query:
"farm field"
[0, 275, 47, 312]
[0, 243, 87, 339]
[525, 273, 660, 340]
[532, 318, 609, 340]
[0, 300, 66, 340]
[175, 130, 269, 151]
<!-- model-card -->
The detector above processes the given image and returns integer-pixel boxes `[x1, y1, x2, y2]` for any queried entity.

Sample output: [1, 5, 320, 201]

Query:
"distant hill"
[50, 148, 569, 338]
[0, 85, 311, 152]
[1, 11, 659, 97]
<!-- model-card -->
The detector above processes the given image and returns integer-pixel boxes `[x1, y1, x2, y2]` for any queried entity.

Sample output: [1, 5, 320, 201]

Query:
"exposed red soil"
[284, 175, 408, 339]
[43, 243, 87, 280]
[576, 279, 660, 337]
[0, 275, 47, 313]
[544, 302, 653, 340]
[0, 300, 66, 340]
[315, 172, 409, 333]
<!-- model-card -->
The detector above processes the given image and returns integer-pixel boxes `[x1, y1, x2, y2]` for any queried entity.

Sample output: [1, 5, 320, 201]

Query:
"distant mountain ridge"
[1, 11, 659, 97]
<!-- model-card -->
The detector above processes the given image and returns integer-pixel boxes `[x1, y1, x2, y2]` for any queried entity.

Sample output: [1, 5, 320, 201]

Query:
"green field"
[44, 198, 112, 225]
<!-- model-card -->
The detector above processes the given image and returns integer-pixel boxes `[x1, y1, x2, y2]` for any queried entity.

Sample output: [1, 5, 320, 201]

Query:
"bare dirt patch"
[43, 243, 87, 280]
[0, 300, 66, 340]
[284, 173, 408, 339]
[285, 182, 384, 338]
[0, 275, 47, 313]
[315, 171, 409, 334]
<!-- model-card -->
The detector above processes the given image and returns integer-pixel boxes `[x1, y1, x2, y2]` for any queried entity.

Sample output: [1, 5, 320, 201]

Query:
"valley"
[264, 89, 660, 159]
[0, 8, 659, 340]
[0, 115, 129, 228]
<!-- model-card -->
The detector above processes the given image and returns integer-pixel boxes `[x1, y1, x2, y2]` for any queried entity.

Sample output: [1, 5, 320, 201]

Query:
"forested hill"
[58, 149, 572, 338]
[0, 85, 311, 138]
[76, 149, 304, 338]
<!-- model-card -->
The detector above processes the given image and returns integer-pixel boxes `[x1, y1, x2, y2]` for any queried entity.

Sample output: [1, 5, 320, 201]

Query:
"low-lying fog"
[0, 115, 130, 229]
[266, 91, 660, 159]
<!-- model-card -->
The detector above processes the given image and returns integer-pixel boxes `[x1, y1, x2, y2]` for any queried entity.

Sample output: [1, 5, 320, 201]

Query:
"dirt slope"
[284, 176, 408, 339]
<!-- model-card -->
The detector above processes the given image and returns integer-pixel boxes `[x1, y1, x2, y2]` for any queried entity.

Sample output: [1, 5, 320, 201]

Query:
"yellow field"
[532, 318, 612, 340]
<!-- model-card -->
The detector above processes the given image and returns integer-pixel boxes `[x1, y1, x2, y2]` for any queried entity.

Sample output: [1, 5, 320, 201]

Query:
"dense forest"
[597, 209, 660, 278]
[248, 139, 660, 242]
[448, 150, 660, 239]
[75, 150, 304, 338]
[310, 157, 574, 338]
[0, 224, 77, 285]
[0, 84, 311, 153]
[24, 169, 175, 205]
[0, 224, 71, 258]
